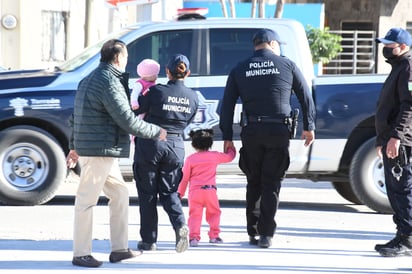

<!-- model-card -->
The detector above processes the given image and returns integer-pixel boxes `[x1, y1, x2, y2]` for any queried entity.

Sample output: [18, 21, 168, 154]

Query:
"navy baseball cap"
[252, 28, 285, 45]
[167, 54, 190, 72]
[375, 28, 412, 46]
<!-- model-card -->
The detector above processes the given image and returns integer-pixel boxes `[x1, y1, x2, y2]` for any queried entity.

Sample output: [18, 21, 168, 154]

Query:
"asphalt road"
[0, 175, 410, 274]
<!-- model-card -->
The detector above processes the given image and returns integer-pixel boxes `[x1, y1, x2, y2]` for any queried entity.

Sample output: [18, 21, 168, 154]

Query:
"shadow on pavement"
[46, 195, 369, 214]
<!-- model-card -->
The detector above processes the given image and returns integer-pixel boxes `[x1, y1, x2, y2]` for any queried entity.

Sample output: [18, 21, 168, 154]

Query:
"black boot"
[258, 236, 272, 248]
[379, 234, 412, 257]
[374, 232, 402, 252]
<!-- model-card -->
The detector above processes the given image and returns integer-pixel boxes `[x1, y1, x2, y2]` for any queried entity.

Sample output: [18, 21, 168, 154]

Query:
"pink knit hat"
[137, 59, 160, 78]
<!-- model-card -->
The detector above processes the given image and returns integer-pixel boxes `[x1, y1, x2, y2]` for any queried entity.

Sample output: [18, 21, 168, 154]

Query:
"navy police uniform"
[375, 28, 412, 257]
[219, 29, 316, 243]
[133, 56, 199, 246]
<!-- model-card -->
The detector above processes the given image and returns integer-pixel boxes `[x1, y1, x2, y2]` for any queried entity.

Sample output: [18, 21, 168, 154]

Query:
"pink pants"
[187, 188, 221, 241]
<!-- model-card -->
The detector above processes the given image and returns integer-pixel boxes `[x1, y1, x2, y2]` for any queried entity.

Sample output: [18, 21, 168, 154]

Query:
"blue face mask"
[382, 47, 398, 59]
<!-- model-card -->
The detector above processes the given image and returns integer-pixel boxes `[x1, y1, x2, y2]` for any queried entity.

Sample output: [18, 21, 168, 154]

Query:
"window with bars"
[41, 11, 67, 62]
[324, 22, 376, 75]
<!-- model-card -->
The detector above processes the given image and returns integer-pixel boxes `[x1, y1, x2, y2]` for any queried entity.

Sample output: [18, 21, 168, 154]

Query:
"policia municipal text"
[219, 29, 316, 248]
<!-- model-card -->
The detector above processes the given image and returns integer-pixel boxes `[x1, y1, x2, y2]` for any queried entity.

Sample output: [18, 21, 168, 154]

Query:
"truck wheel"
[349, 138, 392, 213]
[0, 126, 66, 206]
[331, 181, 362, 205]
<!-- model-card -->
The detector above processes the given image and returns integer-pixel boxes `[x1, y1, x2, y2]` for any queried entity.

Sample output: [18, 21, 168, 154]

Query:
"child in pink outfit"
[130, 59, 160, 117]
[178, 129, 236, 247]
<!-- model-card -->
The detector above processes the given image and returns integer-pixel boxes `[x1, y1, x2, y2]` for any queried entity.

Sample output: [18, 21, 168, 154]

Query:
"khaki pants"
[73, 156, 129, 257]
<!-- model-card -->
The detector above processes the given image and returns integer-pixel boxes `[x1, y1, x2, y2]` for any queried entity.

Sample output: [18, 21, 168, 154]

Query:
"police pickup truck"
[0, 16, 389, 213]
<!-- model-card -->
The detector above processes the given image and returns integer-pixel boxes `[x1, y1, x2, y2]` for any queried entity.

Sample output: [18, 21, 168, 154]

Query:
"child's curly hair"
[189, 129, 214, 151]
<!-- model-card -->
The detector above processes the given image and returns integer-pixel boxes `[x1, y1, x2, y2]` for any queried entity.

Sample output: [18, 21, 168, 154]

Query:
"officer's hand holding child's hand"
[223, 140, 235, 153]
[302, 130, 315, 147]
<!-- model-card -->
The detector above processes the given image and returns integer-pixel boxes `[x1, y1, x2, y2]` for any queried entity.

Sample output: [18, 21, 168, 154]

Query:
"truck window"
[209, 28, 257, 75]
[57, 29, 131, 72]
[126, 30, 195, 78]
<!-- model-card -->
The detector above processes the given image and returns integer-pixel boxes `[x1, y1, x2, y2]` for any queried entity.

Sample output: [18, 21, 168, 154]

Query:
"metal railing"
[323, 30, 376, 75]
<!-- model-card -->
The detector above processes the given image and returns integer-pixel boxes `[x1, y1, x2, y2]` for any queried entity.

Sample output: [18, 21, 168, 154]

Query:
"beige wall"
[0, 0, 90, 70]
[4, 0, 409, 73]
[324, 0, 380, 30]
[376, 0, 412, 73]
[0, 0, 20, 69]
[0, 0, 179, 70]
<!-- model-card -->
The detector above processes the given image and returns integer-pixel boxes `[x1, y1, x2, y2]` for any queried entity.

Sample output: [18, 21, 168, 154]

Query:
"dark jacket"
[375, 51, 412, 147]
[136, 80, 199, 133]
[219, 48, 316, 140]
[69, 62, 161, 157]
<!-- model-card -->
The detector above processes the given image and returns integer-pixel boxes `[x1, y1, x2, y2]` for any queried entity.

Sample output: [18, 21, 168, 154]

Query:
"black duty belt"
[201, 185, 217, 190]
[248, 116, 289, 124]
[167, 132, 181, 137]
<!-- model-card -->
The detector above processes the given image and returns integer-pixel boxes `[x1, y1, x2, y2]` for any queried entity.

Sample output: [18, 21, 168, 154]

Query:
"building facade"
[0, 0, 411, 73]
[323, 0, 412, 73]
[0, 0, 182, 70]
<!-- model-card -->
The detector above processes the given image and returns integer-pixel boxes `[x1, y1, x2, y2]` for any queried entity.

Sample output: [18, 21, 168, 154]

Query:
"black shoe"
[175, 225, 189, 253]
[258, 236, 272, 248]
[249, 236, 258, 245]
[72, 255, 103, 268]
[375, 233, 402, 252]
[379, 235, 412, 257]
[109, 248, 142, 263]
[138, 241, 157, 251]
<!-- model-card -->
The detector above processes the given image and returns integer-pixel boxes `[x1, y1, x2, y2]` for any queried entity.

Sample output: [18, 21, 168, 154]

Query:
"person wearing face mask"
[67, 39, 167, 267]
[374, 28, 412, 257]
[219, 29, 316, 248]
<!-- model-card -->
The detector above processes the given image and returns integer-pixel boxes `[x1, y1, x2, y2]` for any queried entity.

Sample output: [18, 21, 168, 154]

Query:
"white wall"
[0, 0, 178, 70]
[0, 0, 20, 69]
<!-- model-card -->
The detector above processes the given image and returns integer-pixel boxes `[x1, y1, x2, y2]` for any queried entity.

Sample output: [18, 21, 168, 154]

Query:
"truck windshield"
[55, 29, 132, 72]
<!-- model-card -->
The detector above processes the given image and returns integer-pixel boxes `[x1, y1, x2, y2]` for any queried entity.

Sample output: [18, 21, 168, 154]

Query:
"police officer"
[374, 28, 412, 257]
[219, 29, 316, 248]
[133, 54, 199, 253]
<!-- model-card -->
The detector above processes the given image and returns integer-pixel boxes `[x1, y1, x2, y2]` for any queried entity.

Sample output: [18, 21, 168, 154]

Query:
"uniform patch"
[246, 61, 280, 77]
[409, 82, 412, 92]
[183, 91, 219, 138]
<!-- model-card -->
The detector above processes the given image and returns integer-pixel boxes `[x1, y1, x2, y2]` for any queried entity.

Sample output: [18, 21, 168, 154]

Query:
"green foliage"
[306, 25, 342, 64]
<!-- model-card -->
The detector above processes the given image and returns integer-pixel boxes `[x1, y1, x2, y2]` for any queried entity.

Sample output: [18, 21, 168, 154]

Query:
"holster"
[240, 111, 248, 127]
[288, 108, 299, 139]
[387, 145, 409, 167]
[398, 145, 409, 167]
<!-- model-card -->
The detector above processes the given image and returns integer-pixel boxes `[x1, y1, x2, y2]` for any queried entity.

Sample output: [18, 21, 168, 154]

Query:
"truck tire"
[331, 181, 362, 205]
[0, 126, 66, 206]
[349, 138, 392, 213]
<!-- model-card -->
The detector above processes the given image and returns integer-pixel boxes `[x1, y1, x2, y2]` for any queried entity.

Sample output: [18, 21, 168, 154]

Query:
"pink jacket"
[178, 148, 236, 197]
[130, 79, 156, 109]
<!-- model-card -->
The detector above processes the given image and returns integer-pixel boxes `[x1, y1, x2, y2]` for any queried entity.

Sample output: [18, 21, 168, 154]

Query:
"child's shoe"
[209, 237, 223, 244]
[190, 238, 199, 247]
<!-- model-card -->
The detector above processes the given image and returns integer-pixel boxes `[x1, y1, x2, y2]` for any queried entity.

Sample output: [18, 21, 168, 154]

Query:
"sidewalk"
[1, 175, 411, 273]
